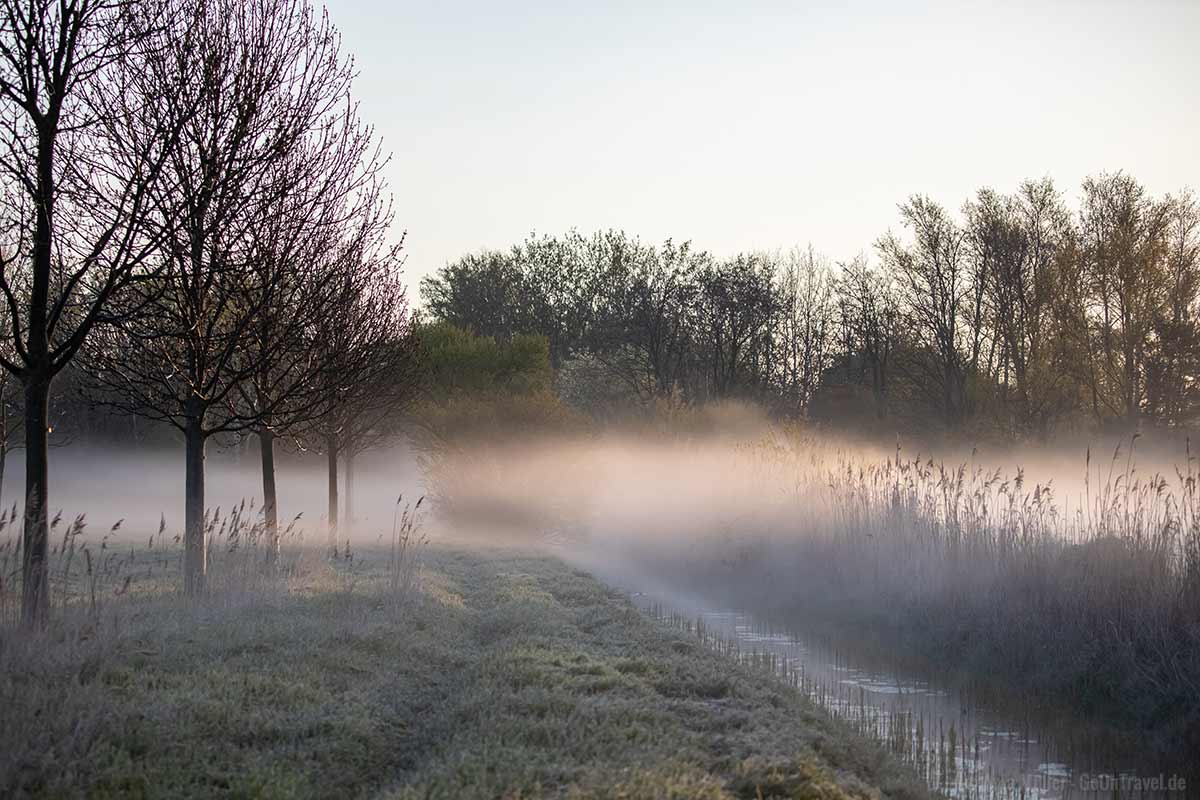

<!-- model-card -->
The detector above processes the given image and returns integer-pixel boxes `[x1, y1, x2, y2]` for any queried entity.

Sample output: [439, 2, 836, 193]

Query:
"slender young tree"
[87, 0, 355, 593]
[237, 96, 391, 562]
[309, 246, 418, 551]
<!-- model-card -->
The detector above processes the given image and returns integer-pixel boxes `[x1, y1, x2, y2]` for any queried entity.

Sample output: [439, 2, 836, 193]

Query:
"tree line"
[422, 174, 1200, 437]
[0, 0, 418, 627]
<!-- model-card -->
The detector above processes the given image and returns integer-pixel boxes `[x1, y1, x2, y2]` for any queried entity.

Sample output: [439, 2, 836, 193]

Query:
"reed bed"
[629, 432, 1200, 757]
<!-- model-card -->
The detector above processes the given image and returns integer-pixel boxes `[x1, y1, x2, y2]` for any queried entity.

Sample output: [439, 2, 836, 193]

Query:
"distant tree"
[577, 235, 700, 407]
[421, 251, 530, 341]
[517, 231, 610, 368]
[693, 253, 779, 400]
[964, 178, 1074, 434]
[1077, 172, 1173, 429]
[1146, 190, 1200, 425]
[834, 255, 902, 419]
[411, 322, 567, 447]
[772, 246, 837, 415]
[419, 322, 551, 400]
[419, 187, 1200, 441]
[878, 197, 971, 426]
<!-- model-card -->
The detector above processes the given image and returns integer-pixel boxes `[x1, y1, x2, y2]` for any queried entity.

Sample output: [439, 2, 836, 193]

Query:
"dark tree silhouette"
[0, 0, 189, 625]
[835, 255, 902, 419]
[85, 0, 355, 593]
[878, 197, 970, 426]
[1078, 173, 1173, 429]
[236, 87, 392, 563]
[308, 249, 419, 550]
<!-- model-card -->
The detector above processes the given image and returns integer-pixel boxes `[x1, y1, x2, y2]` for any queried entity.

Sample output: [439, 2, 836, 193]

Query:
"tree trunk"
[1125, 339, 1140, 432]
[0, 390, 8, 506]
[259, 429, 279, 564]
[326, 434, 338, 554]
[20, 376, 50, 629]
[345, 447, 355, 533]
[184, 406, 207, 595]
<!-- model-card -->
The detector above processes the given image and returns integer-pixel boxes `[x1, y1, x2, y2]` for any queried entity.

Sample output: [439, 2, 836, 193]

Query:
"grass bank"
[0, 545, 924, 799]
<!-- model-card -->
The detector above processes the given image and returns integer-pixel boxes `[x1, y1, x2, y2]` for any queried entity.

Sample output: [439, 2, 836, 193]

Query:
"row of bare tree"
[0, 0, 417, 628]
[423, 174, 1199, 434]
[852, 175, 1198, 434]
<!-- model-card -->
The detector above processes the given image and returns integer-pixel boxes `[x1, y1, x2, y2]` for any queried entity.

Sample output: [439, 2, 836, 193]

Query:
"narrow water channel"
[621, 588, 1192, 800]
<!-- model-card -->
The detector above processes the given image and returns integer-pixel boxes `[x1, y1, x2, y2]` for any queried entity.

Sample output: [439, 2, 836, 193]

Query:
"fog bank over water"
[431, 426, 1198, 557]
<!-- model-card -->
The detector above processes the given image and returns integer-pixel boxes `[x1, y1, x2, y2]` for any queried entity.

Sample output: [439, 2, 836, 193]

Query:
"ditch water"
[623, 589, 1192, 800]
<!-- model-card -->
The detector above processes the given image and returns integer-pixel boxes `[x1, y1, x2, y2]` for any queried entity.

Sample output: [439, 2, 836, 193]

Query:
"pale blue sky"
[322, 0, 1200, 293]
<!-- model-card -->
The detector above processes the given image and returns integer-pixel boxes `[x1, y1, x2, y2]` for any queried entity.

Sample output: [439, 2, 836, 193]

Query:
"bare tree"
[694, 253, 779, 400]
[0, 0, 189, 625]
[835, 255, 902, 419]
[961, 179, 1074, 434]
[309, 250, 418, 550]
[1146, 190, 1200, 425]
[87, 0, 354, 593]
[237, 94, 392, 562]
[878, 196, 970, 426]
[1077, 172, 1172, 429]
[772, 246, 836, 415]
[575, 234, 700, 407]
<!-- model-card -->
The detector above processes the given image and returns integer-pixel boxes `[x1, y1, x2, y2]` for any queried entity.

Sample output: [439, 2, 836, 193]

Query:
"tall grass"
[634, 432, 1200, 754]
[383, 495, 428, 601]
[0, 493, 426, 633]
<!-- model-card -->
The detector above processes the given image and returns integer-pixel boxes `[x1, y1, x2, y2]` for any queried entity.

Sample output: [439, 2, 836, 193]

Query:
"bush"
[418, 321, 552, 399]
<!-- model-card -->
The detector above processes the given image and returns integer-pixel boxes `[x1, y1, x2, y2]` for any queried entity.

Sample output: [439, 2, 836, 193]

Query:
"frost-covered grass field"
[0, 541, 923, 799]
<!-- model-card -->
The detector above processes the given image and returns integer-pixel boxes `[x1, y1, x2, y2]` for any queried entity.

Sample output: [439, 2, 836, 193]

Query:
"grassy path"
[1, 547, 926, 799]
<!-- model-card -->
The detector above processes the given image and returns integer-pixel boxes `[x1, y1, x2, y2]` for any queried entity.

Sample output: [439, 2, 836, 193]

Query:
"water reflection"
[632, 596, 1191, 800]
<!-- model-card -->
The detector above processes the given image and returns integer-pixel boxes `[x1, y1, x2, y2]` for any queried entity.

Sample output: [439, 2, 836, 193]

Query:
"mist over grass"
[0, 444, 425, 548]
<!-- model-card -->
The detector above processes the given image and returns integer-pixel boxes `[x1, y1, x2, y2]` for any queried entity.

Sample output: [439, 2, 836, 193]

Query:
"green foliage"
[418, 321, 552, 399]
[412, 323, 585, 447]
[416, 391, 585, 448]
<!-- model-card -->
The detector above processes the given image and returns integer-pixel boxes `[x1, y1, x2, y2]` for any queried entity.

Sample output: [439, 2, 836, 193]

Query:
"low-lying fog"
[2, 442, 425, 544]
[6, 422, 1193, 554]
[429, 425, 1197, 558]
